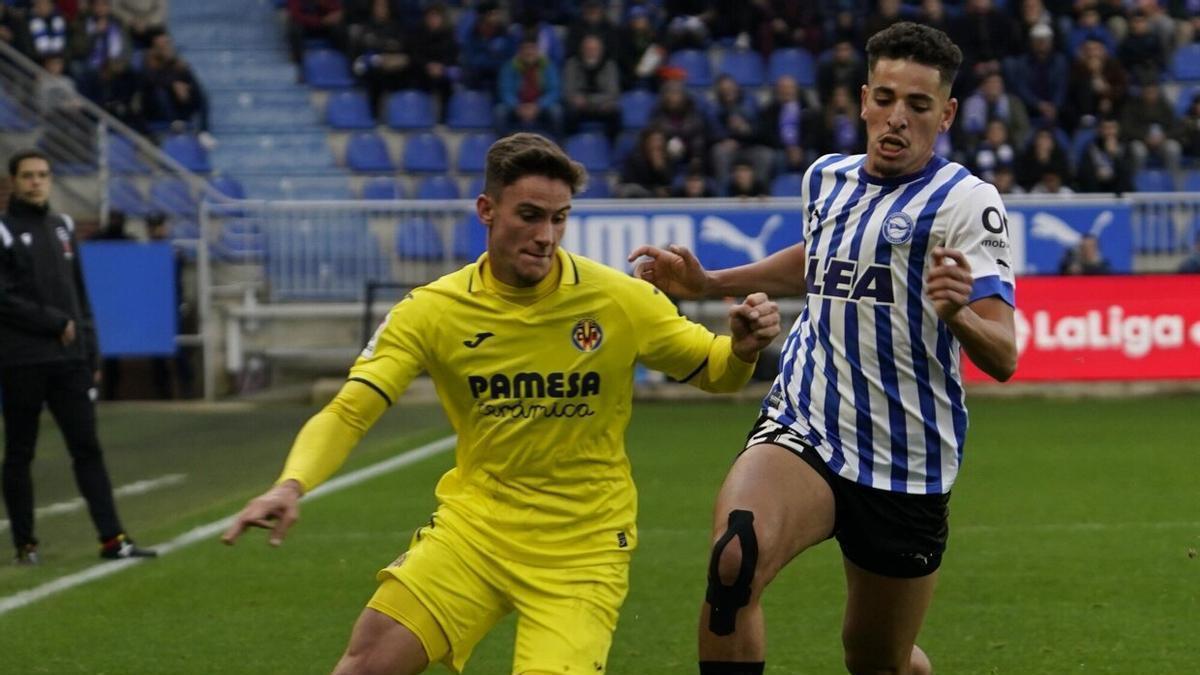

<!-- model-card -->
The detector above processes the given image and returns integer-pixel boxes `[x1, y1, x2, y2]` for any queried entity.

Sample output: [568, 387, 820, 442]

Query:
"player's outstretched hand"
[729, 292, 781, 362]
[221, 480, 303, 547]
[627, 244, 712, 299]
[925, 246, 974, 322]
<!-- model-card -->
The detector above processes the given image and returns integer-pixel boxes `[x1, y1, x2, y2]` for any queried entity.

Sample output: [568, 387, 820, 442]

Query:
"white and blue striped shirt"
[765, 153, 1016, 495]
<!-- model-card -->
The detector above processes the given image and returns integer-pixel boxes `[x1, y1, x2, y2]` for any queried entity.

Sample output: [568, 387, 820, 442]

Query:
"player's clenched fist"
[729, 292, 781, 362]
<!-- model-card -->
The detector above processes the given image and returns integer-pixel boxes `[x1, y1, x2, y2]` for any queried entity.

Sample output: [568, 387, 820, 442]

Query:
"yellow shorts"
[367, 518, 629, 674]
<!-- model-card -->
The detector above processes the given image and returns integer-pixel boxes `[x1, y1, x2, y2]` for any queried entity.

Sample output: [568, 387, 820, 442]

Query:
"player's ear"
[860, 84, 869, 121]
[476, 193, 494, 227]
[939, 97, 958, 134]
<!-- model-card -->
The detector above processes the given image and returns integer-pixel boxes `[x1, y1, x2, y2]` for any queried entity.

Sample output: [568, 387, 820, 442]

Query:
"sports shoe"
[14, 544, 39, 566]
[99, 534, 158, 560]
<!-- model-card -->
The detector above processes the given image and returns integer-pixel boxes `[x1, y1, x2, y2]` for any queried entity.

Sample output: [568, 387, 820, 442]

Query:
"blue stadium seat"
[1183, 170, 1200, 193]
[564, 132, 611, 172]
[107, 178, 148, 216]
[619, 90, 656, 129]
[1134, 169, 1175, 192]
[1171, 44, 1200, 82]
[613, 130, 638, 167]
[163, 134, 211, 173]
[668, 49, 713, 87]
[717, 49, 765, 87]
[415, 175, 461, 200]
[395, 219, 444, 260]
[149, 178, 198, 217]
[326, 90, 376, 130]
[0, 93, 34, 131]
[466, 175, 486, 197]
[770, 172, 804, 197]
[345, 131, 394, 172]
[1176, 85, 1200, 118]
[107, 134, 150, 174]
[457, 132, 496, 173]
[302, 49, 354, 88]
[446, 90, 493, 129]
[768, 48, 816, 87]
[577, 176, 611, 198]
[208, 175, 246, 200]
[385, 90, 435, 130]
[402, 132, 449, 173]
[361, 176, 403, 200]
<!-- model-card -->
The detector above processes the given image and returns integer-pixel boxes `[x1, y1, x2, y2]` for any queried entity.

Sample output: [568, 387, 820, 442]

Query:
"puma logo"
[463, 332, 495, 348]
[699, 214, 784, 262]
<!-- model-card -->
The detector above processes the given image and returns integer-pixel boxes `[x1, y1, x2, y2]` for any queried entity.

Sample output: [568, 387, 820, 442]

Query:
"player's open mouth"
[879, 136, 906, 157]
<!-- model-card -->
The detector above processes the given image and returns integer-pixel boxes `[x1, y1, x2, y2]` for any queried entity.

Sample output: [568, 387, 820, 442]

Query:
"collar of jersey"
[467, 247, 581, 295]
[859, 153, 948, 187]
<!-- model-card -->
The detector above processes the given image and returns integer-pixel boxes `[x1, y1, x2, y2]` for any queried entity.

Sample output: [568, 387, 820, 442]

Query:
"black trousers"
[0, 362, 124, 549]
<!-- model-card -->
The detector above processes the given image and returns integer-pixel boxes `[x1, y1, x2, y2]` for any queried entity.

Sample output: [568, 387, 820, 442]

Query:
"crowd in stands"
[290, 0, 1200, 197]
[1, 0, 211, 144]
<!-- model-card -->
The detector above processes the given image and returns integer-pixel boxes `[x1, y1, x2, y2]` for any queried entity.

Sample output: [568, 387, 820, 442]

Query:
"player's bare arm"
[728, 292, 782, 362]
[926, 246, 1017, 381]
[628, 242, 808, 299]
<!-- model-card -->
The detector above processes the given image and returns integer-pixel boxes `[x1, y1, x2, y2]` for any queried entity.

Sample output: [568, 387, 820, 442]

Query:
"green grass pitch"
[0, 395, 1197, 673]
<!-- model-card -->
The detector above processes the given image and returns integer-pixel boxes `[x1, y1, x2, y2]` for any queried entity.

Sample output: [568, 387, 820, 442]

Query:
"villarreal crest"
[571, 318, 603, 352]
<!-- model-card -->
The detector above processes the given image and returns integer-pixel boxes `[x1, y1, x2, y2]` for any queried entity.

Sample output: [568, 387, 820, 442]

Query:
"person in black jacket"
[0, 149, 156, 565]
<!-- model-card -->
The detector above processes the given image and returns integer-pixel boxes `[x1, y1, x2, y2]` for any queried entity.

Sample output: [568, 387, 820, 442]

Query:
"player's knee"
[705, 509, 762, 636]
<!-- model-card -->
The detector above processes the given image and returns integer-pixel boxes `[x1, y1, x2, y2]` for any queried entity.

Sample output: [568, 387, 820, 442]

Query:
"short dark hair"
[866, 22, 962, 89]
[483, 133, 587, 199]
[8, 149, 51, 176]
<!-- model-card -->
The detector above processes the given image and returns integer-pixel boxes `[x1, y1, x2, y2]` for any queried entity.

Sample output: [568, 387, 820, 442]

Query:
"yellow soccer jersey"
[347, 248, 755, 565]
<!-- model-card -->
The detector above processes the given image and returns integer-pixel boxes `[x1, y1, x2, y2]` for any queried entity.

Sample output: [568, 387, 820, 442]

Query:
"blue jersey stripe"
[903, 166, 970, 493]
[934, 322, 968, 476]
[969, 274, 1015, 306]
[842, 184, 899, 480]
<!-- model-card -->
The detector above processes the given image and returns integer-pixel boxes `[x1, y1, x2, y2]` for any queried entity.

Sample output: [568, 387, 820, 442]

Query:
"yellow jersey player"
[222, 133, 782, 675]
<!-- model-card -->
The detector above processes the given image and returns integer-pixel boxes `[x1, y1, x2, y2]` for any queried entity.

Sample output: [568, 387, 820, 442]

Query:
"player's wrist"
[274, 479, 305, 498]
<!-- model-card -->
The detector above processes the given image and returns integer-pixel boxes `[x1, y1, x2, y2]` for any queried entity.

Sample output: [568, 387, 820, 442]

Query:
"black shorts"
[743, 414, 950, 579]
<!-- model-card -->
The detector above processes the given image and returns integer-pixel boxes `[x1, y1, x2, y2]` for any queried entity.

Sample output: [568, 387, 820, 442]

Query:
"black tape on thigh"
[706, 509, 758, 636]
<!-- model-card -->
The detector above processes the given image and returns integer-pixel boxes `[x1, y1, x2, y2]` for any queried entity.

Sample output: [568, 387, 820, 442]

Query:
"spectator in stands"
[509, 0, 576, 27]
[406, 3, 456, 121]
[0, 4, 33, 57]
[348, 0, 410, 120]
[146, 211, 194, 399]
[78, 55, 144, 132]
[142, 31, 212, 143]
[562, 33, 620, 140]
[816, 37, 866, 104]
[111, 0, 164, 49]
[1169, 0, 1200, 48]
[26, 0, 69, 60]
[917, 0, 952, 36]
[864, 0, 904, 41]
[1118, 9, 1168, 84]
[286, 0, 343, 66]
[1077, 117, 1134, 193]
[708, 74, 772, 192]
[952, 0, 1022, 86]
[1029, 169, 1073, 194]
[970, 119, 1017, 184]
[460, 1, 514, 92]
[34, 51, 93, 159]
[752, 1, 822, 55]
[960, 71, 1031, 150]
[1178, 239, 1200, 274]
[1016, 126, 1072, 191]
[1011, 0, 1059, 54]
[1059, 234, 1111, 274]
[565, 0, 617, 59]
[1120, 79, 1182, 184]
[509, 9, 565, 65]
[616, 127, 673, 198]
[1065, 38, 1128, 132]
[648, 79, 708, 173]
[726, 159, 768, 198]
[662, 0, 712, 51]
[70, 0, 130, 77]
[672, 168, 716, 198]
[614, 5, 662, 90]
[1069, 3, 1117, 55]
[1007, 23, 1068, 128]
[991, 164, 1021, 194]
[814, 84, 863, 157]
[757, 74, 810, 176]
[495, 36, 562, 137]
[1180, 92, 1200, 161]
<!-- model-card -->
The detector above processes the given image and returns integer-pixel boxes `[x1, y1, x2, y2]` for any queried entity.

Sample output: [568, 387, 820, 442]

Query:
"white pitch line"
[0, 474, 188, 533]
[0, 434, 456, 617]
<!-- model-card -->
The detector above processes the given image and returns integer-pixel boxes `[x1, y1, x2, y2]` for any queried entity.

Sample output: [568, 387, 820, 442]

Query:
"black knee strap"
[706, 509, 758, 636]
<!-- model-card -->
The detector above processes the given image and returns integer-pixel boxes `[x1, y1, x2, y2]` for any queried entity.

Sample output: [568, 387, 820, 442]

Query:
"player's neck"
[861, 152, 944, 186]
[482, 255, 562, 305]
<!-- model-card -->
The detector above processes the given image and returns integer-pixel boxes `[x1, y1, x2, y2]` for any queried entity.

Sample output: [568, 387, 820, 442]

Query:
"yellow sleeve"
[347, 292, 432, 404]
[275, 380, 388, 493]
[624, 279, 756, 393]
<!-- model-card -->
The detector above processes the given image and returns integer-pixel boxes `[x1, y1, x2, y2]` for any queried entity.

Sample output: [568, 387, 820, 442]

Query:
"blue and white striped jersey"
[764, 153, 1016, 495]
